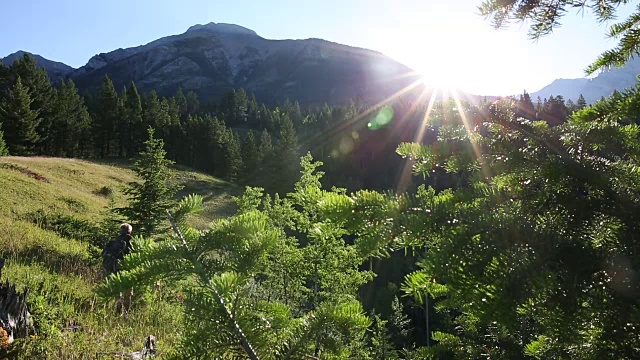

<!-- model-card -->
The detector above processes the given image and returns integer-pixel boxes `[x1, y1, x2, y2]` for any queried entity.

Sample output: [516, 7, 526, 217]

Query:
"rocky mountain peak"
[186, 22, 258, 36]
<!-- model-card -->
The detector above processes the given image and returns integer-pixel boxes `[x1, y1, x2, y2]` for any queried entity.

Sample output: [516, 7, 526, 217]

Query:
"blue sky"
[0, 0, 634, 95]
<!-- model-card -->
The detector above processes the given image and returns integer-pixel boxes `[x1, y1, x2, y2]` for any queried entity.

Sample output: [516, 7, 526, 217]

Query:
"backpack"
[102, 236, 130, 274]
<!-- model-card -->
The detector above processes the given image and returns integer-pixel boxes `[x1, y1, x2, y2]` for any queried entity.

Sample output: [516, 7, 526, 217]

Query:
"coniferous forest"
[3, 0, 640, 359]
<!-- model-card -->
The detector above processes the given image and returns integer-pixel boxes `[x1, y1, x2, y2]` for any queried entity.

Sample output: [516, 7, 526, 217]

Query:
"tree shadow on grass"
[3, 245, 97, 279]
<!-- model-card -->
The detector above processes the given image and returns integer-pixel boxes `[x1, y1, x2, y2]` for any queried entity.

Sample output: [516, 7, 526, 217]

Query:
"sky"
[0, 0, 635, 95]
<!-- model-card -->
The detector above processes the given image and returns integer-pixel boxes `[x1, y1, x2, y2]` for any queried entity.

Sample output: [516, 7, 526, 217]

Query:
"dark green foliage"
[94, 75, 118, 158]
[241, 130, 259, 182]
[185, 90, 199, 115]
[50, 80, 92, 157]
[117, 128, 182, 237]
[0, 77, 41, 155]
[123, 82, 144, 156]
[174, 87, 187, 119]
[258, 128, 274, 162]
[275, 115, 300, 192]
[224, 130, 243, 182]
[96, 185, 114, 197]
[25, 209, 102, 247]
[0, 122, 8, 156]
[98, 156, 376, 358]
[516, 90, 536, 120]
[370, 315, 400, 360]
[220, 88, 248, 126]
[323, 92, 640, 358]
[8, 53, 54, 154]
[577, 94, 588, 109]
[388, 296, 412, 350]
[478, 0, 640, 74]
[539, 95, 568, 126]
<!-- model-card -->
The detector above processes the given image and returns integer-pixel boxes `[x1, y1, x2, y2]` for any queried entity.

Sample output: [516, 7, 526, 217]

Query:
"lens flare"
[367, 106, 395, 130]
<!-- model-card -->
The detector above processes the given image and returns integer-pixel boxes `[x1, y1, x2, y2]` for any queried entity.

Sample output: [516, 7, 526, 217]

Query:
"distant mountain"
[2, 50, 75, 81]
[67, 22, 423, 105]
[531, 58, 640, 104]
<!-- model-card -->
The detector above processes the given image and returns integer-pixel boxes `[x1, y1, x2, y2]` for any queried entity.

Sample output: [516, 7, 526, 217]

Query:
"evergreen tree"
[0, 122, 8, 156]
[388, 297, 412, 350]
[164, 97, 184, 162]
[577, 94, 588, 109]
[240, 130, 259, 182]
[9, 53, 54, 154]
[0, 60, 9, 90]
[117, 128, 182, 237]
[99, 156, 373, 358]
[566, 99, 577, 114]
[275, 115, 300, 192]
[143, 91, 162, 130]
[221, 130, 242, 182]
[174, 87, 188, 119]
[370, 316, 400, 360]
[0, 76, 41, 155]
[516, 90, 536, 120]
[50, 80, 92, 157]
[247, 93, 260, 127]
[185, 90, 200, 115]
[123, 81, 144, 156]
[94, 75, 118, 158]
[258, 128, 274, 163]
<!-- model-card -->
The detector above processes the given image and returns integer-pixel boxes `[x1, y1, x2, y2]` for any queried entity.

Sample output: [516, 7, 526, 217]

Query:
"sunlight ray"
[396, 87, 439, 193]
[451, 89, 491, 180]
[298, 77, 425, 150]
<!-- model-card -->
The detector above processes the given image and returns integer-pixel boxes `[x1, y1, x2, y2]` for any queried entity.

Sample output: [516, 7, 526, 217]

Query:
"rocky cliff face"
[68, 22, 420, 105]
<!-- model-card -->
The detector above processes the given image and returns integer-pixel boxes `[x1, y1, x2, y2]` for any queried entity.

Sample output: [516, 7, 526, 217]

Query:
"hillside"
[0, 156, 239, 358]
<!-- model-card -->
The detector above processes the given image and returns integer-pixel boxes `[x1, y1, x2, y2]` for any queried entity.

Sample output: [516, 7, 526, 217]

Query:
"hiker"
[102, 223, 134, 315]
[102, 223, 133, 276]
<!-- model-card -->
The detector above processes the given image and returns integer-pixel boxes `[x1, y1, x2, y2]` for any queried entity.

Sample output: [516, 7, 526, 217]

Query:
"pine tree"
[9, 53, 54, 154]
[388, 297, 412, 350]
[275, 115, 300, 192]
[0, 60, 9, 90]
[164, 97, 184, 161]
[0, 122, 8, 156]
[124, 82, 144, 156]
[185, 90, 200, 115]
[577, 94, 587, 109]
[94, 75, 118, 158]
[240, 130, 259, 182]
[222, 130, 243, 182]
[566, 99, 577, 114]
[174, 87, 188, 119]
[258, 129, 274, 163]
[50, 80, 92, 157]
[98, 156, 373, 358]
[0, 77, 41, 155]
[517, 90, 536, 120]
[370, 316, 400, 360]
[117, 128, 182, 237]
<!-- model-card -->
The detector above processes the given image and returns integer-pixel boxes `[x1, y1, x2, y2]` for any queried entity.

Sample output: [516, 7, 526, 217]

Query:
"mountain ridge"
[530, 57, 640, 103]
[61, 23, 423, 106]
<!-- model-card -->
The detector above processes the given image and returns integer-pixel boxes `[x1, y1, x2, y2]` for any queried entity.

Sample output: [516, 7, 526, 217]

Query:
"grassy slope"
[0, 156, 240, 359]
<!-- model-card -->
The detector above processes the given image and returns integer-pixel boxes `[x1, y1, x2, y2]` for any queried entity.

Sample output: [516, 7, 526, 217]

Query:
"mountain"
[2, 50, 75, 81]
[68, 22, 422, 105]
[531, 58, 640, 104]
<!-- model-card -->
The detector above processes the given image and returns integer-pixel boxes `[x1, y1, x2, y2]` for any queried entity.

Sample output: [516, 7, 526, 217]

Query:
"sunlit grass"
[0, 156, 238, 358]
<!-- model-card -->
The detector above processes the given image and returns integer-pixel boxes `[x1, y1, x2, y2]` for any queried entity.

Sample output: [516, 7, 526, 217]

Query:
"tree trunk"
[0, 259, 33, 348]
